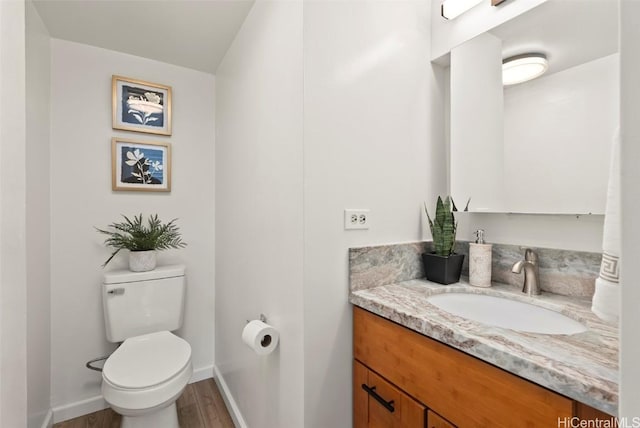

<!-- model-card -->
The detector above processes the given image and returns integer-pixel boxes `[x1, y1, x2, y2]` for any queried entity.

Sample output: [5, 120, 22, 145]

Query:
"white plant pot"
[129, 250, 157, 272]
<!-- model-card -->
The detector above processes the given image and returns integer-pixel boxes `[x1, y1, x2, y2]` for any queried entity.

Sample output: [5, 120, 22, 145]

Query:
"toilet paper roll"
[242, 320, 279, 356]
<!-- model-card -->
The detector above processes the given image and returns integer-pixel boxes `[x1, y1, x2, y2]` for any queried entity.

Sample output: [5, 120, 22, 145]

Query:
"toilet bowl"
[101, 265, 190, 426]
[101, 331, 193, 428]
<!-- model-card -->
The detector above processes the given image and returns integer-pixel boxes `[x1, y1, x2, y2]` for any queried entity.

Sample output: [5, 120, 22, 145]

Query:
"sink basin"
[427, 293, 588, 335]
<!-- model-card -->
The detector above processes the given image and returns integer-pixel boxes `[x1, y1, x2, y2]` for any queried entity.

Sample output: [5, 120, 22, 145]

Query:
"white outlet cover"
[344, 209, 370, 230]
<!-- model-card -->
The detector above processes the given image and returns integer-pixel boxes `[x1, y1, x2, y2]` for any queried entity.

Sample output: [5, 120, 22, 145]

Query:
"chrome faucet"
[511, 248, 541, 295]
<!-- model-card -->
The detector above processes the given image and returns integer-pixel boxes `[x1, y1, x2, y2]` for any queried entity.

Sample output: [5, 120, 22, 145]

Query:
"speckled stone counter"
[349, 241, 601, 297]
[349, 279, 618, 415]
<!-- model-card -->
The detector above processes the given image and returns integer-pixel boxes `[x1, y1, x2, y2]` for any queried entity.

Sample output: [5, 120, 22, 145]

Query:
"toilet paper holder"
[246, 313, 268, 324]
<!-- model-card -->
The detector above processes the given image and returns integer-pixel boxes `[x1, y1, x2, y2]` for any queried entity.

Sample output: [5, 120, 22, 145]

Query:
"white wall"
[457, 213, 603, 253]
[26, 1, 52, 427]
[0, 0, 28, 426]
[215, 2, 441, 426]
[303, 1, 440, 426]
[49, 39, 215, 421]
[215, 1, 305, 427]
[619, 0, 640, 418]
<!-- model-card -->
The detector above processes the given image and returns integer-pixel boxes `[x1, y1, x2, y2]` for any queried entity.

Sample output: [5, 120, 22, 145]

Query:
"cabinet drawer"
[428, 410, 456, 428]
[574, 403, 617, 424]
[355, 360, 426, 428]
[354, 307, 573, 427]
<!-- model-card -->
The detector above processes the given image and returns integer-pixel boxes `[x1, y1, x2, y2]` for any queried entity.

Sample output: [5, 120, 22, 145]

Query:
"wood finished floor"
[53, 378, 235, 428]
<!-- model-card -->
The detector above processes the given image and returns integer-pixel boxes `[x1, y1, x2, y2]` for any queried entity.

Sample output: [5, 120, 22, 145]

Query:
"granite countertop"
[349, 278, 619, 415]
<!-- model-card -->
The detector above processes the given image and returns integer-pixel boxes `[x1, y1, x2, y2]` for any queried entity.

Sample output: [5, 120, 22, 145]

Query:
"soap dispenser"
[469, 229, 492, 287]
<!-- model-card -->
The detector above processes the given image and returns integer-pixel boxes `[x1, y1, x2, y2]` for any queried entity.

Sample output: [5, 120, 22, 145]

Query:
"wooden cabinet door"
[574, 403, 616, 424]
[427, 410, 456, 428]
[367, 370, 425, 428]
[355, 360, 426, 428]
[354, 361, 369, 428]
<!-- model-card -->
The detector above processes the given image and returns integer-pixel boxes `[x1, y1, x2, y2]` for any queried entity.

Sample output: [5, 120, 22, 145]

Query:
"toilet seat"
[103, 331, 191, 389]
[102, 331, 192, 414]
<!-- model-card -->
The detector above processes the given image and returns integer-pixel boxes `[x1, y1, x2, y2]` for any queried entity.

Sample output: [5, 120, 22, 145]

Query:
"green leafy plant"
[424, 196, 469, 256]
[96, 214, 186, 267]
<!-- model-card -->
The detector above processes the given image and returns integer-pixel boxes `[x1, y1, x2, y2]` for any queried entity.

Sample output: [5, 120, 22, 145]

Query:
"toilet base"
[121, 402, 179, 428]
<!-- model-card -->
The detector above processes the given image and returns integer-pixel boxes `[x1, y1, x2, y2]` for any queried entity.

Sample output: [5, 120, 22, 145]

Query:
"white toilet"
[101, 264, 192, 428]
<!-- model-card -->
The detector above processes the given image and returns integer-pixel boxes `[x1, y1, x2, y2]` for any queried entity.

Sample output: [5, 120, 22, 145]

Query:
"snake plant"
[424, 196, 469, 256]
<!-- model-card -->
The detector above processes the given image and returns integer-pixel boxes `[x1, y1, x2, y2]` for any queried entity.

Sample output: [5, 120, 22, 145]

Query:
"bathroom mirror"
[449, 0, 619, 214]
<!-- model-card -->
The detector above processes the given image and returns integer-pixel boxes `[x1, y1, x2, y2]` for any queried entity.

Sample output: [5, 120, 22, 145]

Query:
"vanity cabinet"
[427, 411, 455, 428]
[354, 360, 426, 428]
[353, 306, 610, 427]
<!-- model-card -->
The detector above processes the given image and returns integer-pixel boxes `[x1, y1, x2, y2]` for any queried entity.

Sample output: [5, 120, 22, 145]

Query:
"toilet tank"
[102, 264, 186, 342]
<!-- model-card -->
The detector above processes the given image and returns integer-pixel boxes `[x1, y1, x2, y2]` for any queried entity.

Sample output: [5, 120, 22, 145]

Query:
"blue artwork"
[120, 146, 164, 185]
[121, 85, 164, 128]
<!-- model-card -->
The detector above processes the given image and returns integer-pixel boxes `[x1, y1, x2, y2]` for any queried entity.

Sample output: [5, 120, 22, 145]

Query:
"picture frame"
[112, 75, 172, 136]
[112, 138, 171, 192]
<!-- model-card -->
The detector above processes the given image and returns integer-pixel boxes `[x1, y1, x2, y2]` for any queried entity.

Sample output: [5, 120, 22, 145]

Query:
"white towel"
[592, 133, 621, 323]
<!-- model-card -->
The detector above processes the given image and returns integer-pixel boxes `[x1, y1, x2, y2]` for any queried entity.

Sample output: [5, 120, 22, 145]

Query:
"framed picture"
[112, 75, 172, 136]
[112, 138, 171, 192]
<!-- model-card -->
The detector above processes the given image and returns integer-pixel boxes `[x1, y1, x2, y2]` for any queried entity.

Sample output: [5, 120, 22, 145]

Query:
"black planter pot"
[422, 252, 465, 285]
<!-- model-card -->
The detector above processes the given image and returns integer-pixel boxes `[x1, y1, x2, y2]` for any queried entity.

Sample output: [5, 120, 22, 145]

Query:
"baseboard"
[213, 365, 247, 428]
[190, 364, 214, 383]
[51, 364, 215, 424]
[40, 409, 53, 428]
[52, 395, 108, 424]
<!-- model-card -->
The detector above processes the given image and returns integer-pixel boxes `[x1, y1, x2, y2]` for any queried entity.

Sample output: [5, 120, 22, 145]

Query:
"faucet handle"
[524, 248, 538, 263]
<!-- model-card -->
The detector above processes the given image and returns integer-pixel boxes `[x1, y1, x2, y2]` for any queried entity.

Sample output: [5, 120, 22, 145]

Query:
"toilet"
[101, 264, 192, 428]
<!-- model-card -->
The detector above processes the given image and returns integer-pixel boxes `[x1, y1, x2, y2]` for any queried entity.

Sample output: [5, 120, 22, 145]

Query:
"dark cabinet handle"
[361, 384, 395, 413]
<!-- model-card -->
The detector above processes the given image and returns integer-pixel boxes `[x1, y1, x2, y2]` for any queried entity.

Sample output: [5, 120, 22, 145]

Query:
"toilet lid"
[103, 331, 191, 389]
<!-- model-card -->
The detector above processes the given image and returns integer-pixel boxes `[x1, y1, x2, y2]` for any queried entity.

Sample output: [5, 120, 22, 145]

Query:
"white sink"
[427, 293, 588, 335]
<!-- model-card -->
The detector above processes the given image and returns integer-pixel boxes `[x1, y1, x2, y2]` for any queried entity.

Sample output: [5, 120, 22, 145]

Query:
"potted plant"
[96, 214, 186, 272]
[423, 196, 468, 285]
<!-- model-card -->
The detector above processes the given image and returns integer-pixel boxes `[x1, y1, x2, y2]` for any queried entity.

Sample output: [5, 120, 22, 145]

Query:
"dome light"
[502, 53, 549, 86]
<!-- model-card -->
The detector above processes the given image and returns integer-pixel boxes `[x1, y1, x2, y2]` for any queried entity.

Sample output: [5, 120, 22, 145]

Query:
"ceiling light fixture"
[502, 53, 549, 86]
[441, 0, 483, 20]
